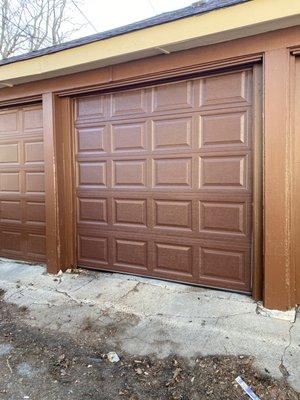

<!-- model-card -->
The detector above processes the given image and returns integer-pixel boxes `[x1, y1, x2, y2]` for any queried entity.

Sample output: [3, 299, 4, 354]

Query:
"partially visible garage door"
[74, 69, 254, 292]
[0, 105, 46, 262]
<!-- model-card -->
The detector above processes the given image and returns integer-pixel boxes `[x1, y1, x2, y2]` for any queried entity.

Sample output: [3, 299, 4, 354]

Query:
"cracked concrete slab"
[0, 258, 299, 392]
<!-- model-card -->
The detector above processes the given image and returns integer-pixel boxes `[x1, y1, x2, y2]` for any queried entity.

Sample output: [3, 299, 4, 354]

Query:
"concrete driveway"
[0, 258, 299, 394]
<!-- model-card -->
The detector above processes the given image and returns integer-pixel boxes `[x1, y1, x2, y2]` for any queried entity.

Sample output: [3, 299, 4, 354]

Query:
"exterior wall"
[0, 27, 300, 310]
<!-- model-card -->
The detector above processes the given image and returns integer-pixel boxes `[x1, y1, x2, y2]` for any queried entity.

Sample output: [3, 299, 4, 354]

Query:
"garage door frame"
[68, 62, 263, 297]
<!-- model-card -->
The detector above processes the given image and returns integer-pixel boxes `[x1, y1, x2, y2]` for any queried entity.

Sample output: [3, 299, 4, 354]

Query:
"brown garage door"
[74, 69, 253, 292]
[0, 105, 46, 262]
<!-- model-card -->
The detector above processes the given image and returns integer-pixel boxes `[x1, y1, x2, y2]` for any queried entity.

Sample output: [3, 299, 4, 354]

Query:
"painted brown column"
[43, 93, 75, 273]
[56, 97, 76, 270]
[43, 92, 61, 273]
[293, 56, 300, 305]
[263, 48, 295, 310]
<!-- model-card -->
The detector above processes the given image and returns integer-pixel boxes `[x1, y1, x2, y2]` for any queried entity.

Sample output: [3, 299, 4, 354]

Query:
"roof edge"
[0, 0, 249, 66]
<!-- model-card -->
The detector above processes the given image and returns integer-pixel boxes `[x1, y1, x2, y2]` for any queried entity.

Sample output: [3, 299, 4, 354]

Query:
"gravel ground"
[0, 290, 299, 400]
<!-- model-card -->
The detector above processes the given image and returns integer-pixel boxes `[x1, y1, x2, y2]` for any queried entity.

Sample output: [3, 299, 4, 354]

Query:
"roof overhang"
[1, 0, 300, 86]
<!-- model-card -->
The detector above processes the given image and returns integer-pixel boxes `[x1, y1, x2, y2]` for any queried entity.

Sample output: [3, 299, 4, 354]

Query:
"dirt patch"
[0, 298, 298, 400]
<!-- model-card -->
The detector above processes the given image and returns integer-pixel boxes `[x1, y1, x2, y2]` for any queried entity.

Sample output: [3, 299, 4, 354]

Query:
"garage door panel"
[199, 246, 250, 291]
[75, 111, 250, 159]
[113, 238, 148, 270]
[151, 116, 193, 151]
[0, 110, 19, 133]
[78, 161, 108, 187]
[77, 126, 108, 154]
[75, 69, 254, 292]
[76, 153, 250, 191]
[0, 172, 20, 192]
[25, 171, 45, 193]
[27, 233, 46, 258]
[111, 89, 148, 117]
[76, 227, 251, 284]
[200, 110, 250, 149]
[25, 201, 46, 225]
[78, 197, 108, 224]
[24, 141, 44, 163]
[112, 122, 147, 152]
[78, 235, 109, 265]
[153, 157, 193, 188]
[0, 230, 22, 256]
[0, 105, 46, 263]
[0, 142, 20, 164]
[199, 154, 249, 190]
[113, 159, 147, 188]
[78, 226, 251, 245]
[200, 70, 252, 107]
[74, 71, 251, 125]
[153, 199, 192, 231]
[154, 242, 194, 278]
[22, 107, 43, 132]
[113, 198, 147, 226]
[0, 220, 45, 233]
[199, 200, 249, 237]
[77, 192, 251, 240]
[152, 80, 195, 112]
[0, 200, 22, 223]
[77, 95, 107, 120]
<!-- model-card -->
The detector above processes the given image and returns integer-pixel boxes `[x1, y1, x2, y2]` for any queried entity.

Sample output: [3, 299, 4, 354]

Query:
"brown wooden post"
[263, 48, 295, 310]
[43, 93, 75, 273]
[57, 97, 76, 270]
[252, 64, 264, 301]
[292, 56, 300, 305]
[43, 92, 60, 273]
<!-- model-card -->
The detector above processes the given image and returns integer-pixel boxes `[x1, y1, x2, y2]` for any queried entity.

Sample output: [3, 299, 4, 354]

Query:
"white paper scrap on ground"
[235, 376, 261, 400]
[107, 351, 120, 363]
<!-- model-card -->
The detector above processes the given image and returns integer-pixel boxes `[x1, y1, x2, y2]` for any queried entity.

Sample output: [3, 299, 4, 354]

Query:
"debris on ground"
[236, 376, 261, 400]
[0, 294, 298, 399]
[107, 351, 120, 363]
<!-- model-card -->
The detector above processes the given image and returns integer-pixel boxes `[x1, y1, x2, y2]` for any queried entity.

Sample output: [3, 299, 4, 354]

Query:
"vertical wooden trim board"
[252, 64, 264, 301]
[263, 49, 294, 310]
[293, 57, 300, 305]
[43, 93, 61, 273]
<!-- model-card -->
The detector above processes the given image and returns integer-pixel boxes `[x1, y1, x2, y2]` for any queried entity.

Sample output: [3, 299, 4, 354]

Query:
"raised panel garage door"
[74, 69, 253, 292]
[0, 105, 46, 262]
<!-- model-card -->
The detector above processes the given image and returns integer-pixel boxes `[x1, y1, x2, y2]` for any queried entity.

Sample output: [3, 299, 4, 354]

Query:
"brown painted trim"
[292, 56, 300, 305]
[70, 98, 79, 268]
[43, 92, 61, 273]
[43, 94, 77, 273]
[289, 54, 297, 307]
[57, 97, 77, 270]
[58, 55, 262, 97]
[263, 48, 294, 310]
[252, 63, 264, 301]
[0, 96, 42, 109]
